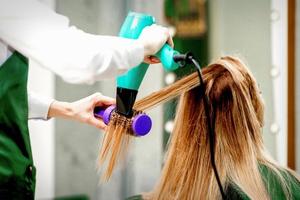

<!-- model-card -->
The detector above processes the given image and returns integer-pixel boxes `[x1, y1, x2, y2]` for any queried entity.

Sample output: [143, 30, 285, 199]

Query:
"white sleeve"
[28, 91, 54, 120]
[0, 0, 144, 84]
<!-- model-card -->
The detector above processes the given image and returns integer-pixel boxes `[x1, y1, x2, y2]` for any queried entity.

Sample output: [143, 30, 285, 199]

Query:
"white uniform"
[0, 0, 144, 120]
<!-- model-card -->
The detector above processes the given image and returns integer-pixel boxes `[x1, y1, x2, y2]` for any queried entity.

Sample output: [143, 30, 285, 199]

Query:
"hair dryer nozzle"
[116, 87, 138, 117]
[173, 52, 194, 67]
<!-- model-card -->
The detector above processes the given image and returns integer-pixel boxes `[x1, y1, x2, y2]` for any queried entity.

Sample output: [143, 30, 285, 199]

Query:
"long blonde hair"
[99, 56, 298, 199]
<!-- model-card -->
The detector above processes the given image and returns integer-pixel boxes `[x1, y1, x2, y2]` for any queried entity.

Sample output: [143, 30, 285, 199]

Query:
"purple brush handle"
[94, 105, 116, 125]
[94, 105, 152, 136]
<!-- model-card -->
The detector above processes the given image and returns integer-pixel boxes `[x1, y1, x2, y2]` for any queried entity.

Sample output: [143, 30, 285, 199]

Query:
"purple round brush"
[94, 105, 152, 136]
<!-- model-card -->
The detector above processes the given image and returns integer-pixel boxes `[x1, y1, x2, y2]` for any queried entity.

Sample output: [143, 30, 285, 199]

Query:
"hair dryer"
[116, 12, 181, 117]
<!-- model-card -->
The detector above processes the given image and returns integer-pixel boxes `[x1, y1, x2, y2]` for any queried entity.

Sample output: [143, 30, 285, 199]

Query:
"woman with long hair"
[100, 56, 300, 199]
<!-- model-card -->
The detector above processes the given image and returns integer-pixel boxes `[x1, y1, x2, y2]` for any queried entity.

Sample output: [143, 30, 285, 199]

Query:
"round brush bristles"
[98, 110, 142, 181]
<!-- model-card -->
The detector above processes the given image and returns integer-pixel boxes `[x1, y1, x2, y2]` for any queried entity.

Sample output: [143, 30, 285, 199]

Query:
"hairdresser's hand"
[48, 93, 115, 130]
[138, 24, 174, 64]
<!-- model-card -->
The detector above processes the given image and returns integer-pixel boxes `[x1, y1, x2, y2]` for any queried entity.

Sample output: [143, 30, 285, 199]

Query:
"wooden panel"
[287, 0, 296, 169]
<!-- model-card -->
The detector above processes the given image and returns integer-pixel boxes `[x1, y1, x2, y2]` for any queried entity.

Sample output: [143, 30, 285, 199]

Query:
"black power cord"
[174, 53, 227, 200]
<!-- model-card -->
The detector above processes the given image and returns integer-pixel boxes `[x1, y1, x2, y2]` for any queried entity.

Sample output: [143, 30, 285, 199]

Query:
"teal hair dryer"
[116, 12, 181, 117]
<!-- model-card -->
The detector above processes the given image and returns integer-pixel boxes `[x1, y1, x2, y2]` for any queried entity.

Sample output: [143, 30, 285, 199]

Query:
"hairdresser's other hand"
[138, 24, 174, 64]
[48, 93, 115, 130]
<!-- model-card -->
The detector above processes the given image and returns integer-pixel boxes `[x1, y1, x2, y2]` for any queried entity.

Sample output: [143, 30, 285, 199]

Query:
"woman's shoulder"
[226, 184, 250, 200]
[226, 164, 300, 200]
[124, 167, 300, 200]
[281, 169, 300, 199]
[126, 190, 248, 200]
[259, 164, 300, 199]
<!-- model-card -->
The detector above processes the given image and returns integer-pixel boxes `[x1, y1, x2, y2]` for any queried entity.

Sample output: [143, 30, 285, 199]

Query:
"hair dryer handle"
[156, 44, 180, 71]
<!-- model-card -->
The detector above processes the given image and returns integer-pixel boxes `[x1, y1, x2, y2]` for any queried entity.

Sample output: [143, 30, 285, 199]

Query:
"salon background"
[27, 0, 300, 199]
